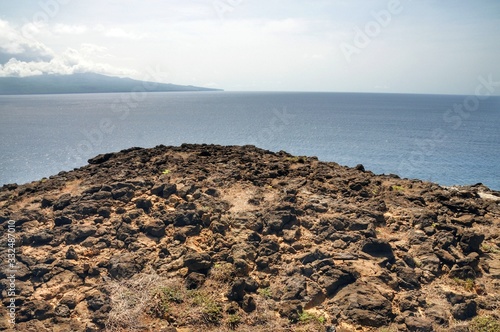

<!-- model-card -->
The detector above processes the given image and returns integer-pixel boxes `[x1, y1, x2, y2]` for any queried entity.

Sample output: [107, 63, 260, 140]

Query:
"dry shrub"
[105, 272, 177, 331]
[105, 272, 227, 331]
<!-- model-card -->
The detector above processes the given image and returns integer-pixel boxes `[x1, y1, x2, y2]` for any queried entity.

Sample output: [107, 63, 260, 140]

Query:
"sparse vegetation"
[298, 311, 326, 324]
[257, 287, 272, 299]
[469, 315, 500, 332]
[209, 262, 236, 283]
[391, 185, 405, 191]
[189, 289, 224, 325]
[453, 277, 476, 292]
[162, 169, 171, 174]
[227, 313, 242, 329]
[106, 273, 226, 330]
[481, 243, 500, 254]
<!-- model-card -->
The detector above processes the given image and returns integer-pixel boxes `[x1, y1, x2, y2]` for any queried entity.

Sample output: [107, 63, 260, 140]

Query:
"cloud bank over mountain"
[0, 19, 135, 77]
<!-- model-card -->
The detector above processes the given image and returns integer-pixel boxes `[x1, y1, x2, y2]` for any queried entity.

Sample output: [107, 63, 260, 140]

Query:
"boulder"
[143, 219, 165, 238]
[316, 267, 356, 296]
[452, 301, 477, 320]
[404, 316, 433, 332]
[335, 283, 394, 327]
[185, 272, 206, 290]
[183, 252, 212, 273]
[361, 238, 394, 258]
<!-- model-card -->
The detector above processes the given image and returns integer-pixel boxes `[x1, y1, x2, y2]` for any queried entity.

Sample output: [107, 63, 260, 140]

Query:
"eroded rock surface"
[1, 144, 499, 331]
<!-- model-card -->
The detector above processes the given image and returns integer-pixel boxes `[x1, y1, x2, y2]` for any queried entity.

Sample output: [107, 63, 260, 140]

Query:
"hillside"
[0, 73, 222, 95]
[0, 144, 499, 331]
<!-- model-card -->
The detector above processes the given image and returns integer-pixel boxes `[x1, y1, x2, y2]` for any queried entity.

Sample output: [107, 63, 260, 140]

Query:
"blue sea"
[0, 92, 499, 190]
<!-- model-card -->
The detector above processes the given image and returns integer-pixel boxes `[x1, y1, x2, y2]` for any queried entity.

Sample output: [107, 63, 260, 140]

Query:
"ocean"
[0, 92, 499, 190]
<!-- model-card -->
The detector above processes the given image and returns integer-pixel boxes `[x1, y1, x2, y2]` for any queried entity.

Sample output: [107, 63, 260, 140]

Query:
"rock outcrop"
[0, 144, 499, 331]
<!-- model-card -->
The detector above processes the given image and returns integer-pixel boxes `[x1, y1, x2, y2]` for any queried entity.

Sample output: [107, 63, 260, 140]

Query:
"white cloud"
[261, 18, 311, 34]
[53, 24, 88, 34]
[0, 20, 53, 60]
[0, 46, 137, 77]
[104, 27, 146, 40]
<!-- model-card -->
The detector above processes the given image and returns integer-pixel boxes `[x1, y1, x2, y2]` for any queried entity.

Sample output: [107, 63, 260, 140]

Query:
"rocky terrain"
[0, 144, 499, 332]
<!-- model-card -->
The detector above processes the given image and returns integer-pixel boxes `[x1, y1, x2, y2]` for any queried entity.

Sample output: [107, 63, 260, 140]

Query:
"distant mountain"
[0, 73, 222, 95]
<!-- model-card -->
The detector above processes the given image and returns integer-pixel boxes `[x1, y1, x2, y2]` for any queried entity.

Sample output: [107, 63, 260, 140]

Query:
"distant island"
[0, 72, 223, 95]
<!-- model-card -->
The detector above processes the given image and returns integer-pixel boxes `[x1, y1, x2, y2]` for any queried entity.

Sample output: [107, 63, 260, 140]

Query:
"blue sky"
[0, 0, 499, 94]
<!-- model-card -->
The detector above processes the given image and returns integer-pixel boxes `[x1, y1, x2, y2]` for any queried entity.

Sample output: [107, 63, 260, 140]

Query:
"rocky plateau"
[0, 144, 499, 331]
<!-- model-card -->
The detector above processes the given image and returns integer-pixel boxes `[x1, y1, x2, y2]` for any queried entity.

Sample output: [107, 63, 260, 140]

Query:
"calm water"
[0, 92, 499, 190]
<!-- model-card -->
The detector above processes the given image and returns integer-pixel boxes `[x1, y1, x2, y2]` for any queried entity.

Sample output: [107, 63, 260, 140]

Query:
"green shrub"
[391, 185, 405, 192]
[189, 290, 223, 325]
[297, 311, 326, 324]
[257, 287, 272, 299]
[227, 314, 241, 329]
[469, 315, 500, 332]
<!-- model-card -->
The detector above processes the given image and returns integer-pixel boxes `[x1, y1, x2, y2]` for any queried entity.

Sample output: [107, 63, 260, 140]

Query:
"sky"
[0, 0, 499, 94]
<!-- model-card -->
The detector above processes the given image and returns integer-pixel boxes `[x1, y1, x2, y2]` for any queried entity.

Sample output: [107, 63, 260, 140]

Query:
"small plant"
[297, 311, 326, 325]
[150, 286, 185, 318]
[257, 287, 272, 299]
[464, 278, 475, 292]
[227, 314, 241, 329]
[452, 277, 476, 292]
[162, 169, 171, 175]
[209, 262, 235, 283]
[159, 286, 184, 303]
[391, 185, 405, 192]
[481, 243, 500, 254]
[469, 315, 500, 332]
[189, 290, 223, 325]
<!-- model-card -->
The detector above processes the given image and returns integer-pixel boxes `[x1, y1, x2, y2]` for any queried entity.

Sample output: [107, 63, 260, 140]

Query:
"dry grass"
[105, 273, 164, 332]
[104, 270, 335, 332]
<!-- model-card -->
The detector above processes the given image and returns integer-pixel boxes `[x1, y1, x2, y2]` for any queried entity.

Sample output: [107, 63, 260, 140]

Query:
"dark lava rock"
[54, 213, 72, 227]
[316, 267, 356, 296]
[335, 283, 394, 327]
[458, 230, 485, 253]
[361, 238, 394, 258]
[30, 231, 53, 245]
[425, 305, 449, 325]
[257, 238, 280, 256]
[241, 295, 256, 313]
[65, 246, 78, 260]
[452, 300, 477, 320]
[53, 194, 72, 211]
[449, 265, 476, 280]
[183, 252, 212, 273]
[135, 198, 153, 212]
[404, 316, 433, 332]
[143, 219, 165, 237]
[88, 153, 114, 164]
[278, 300, 302, 323]
[54, 304, 71, 317]
[186, 272, 206, 290]
[227, 279, 246, 302]
[108, 253, 141, 279]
